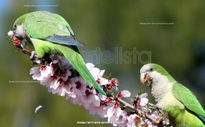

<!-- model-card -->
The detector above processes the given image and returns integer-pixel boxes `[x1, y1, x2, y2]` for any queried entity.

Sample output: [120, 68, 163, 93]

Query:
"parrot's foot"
[30, 51, 37, 60]
[30, 51, 42, 64]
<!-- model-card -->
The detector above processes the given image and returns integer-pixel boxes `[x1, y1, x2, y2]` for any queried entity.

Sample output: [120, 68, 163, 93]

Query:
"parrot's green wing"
[31, 38, 106, 95]
[25, 11, 84, 47]
[61, 47, 106, 95]
[173, 83, 205, 117]
[56, 45, 106, 95]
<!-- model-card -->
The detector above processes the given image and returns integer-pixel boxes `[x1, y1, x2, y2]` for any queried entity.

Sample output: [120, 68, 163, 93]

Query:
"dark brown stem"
[22, 47, 31, 55]
[16, 45, 32, 55]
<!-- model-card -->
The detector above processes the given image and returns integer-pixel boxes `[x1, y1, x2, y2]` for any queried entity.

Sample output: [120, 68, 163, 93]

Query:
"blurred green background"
[0, 0, 205, 127]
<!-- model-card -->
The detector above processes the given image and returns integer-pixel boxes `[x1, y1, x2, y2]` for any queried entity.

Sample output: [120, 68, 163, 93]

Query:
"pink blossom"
[117, 90, 131, 98]
[127, 114, 141, 127]
[140, 98, 149, 107]
[136, 93, 149, 107]
[139, 93, 148, 98]
[107, 104, 127, 126]
[29, 55, 169, 127]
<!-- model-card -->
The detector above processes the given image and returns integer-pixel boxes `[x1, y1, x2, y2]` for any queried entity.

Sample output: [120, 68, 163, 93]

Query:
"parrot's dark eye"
[150, 68, 154, 71]
[13, 24, 17, 29]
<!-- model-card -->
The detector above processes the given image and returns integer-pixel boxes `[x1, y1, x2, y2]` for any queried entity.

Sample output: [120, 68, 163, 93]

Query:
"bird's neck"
[150, 74, 184, 110]
[151, 81, 173, 103]
[150, 74, 174, 103]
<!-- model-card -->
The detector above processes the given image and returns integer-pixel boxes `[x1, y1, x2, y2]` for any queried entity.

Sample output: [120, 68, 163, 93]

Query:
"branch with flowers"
[10, 43, 171, 127]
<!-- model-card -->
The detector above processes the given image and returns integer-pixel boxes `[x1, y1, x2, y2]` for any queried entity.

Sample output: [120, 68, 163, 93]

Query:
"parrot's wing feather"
[55, 45, 106, 95]
[44, 35, 85, 47]
[25, 11, 71, 38]
[172, 83, 205, 117]
[25, 11, 82, 46]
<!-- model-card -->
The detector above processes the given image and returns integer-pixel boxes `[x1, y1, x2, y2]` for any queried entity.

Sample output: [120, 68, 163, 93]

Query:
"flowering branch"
[116, 98, 163, 124]
[11, 45, 170, 127]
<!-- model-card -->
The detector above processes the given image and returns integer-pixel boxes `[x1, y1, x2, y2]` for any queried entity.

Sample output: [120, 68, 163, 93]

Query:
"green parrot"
[140, 63, 205, 127]
[9, 11, 106, 95]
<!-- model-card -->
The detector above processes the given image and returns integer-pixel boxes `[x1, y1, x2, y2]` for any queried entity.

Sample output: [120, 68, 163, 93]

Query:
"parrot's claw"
[30, 51, 42, 64]
[30, 51, 37, 60]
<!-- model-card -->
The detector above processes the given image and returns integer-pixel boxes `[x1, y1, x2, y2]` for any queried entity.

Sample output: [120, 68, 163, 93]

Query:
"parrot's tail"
[56, 45, 106, 95]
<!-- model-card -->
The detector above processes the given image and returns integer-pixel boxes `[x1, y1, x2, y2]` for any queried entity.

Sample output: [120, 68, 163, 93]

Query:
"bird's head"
[8, 13, 29, 46]
[140, 63, 175, 87]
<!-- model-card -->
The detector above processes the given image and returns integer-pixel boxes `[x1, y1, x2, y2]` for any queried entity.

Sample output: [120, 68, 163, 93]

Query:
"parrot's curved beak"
[140, 73, 152, 85]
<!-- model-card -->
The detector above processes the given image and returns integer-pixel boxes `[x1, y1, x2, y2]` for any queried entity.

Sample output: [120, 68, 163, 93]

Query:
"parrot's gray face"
[8, 23, 27, 47]
[140, 64, 167, 87]
[12, 24, 26, 39]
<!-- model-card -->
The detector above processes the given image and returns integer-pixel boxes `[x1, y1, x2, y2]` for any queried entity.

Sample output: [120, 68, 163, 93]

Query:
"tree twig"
[116, 98, 163, 124]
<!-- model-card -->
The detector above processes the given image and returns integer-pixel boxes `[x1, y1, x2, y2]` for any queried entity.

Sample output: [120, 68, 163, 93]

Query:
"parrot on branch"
[8, 11, 106, 95]
[140, 63, 205, 127]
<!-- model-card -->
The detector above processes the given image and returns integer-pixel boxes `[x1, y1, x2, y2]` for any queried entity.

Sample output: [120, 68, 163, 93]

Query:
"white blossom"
[121, 90, 131, 98]
[35, 105, 43, 114]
